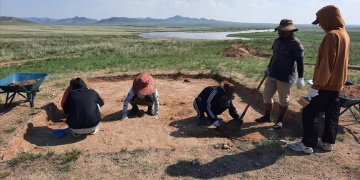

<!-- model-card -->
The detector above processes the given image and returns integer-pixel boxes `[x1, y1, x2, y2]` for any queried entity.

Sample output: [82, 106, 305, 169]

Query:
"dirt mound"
[217, 44, 271, 58]
[340, 84, 360, 99]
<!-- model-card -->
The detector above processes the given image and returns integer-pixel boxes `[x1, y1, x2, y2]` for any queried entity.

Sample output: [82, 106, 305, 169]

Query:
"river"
[140, 29, 273, 40]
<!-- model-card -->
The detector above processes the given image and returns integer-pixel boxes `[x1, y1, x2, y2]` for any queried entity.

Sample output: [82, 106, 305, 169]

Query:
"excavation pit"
[1, 73, 306, 160]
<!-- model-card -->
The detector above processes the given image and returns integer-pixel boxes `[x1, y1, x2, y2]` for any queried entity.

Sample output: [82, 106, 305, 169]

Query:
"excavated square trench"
[1, 73, 310, 160]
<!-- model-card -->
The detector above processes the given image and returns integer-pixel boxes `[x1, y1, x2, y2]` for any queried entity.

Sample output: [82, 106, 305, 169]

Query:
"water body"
[140, 29, 273, 40]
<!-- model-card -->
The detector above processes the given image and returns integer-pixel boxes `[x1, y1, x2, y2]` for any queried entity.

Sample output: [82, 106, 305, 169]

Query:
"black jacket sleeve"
[228, 101, 240, 120]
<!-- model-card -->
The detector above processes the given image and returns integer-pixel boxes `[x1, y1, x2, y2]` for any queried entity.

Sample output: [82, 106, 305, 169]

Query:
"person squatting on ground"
[122, 73, 159, 119]
[288, 5, 350, 154]
[62, 77, 104, 137]
[255, 19, 305, 129]
[193, 80, 243, 131]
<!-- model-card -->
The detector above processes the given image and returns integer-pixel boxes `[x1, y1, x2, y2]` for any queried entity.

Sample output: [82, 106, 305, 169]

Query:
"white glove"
[307, 88, 319, 100]
[296, 78, 305, 89]
[263, 67, 269, 76]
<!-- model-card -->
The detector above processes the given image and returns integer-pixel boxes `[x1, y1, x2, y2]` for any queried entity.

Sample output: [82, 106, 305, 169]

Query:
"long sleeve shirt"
[122, 87, 159, 118]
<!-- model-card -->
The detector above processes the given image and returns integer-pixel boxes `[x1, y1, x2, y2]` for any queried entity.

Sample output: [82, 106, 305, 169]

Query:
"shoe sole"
[287, 145, 313, 154]
[318, 145, 333, 151]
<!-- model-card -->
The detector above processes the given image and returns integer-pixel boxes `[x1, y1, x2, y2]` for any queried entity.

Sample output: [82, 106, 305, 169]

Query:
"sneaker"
[287, 140, 313, 154]
[90, 127, 99, 135]
[255, 116, 271, 123]
[273, 122, 283, 129]
[146, 106, 155, 116]
[317, 138, 333, 151]
[71, 131, 81, 137]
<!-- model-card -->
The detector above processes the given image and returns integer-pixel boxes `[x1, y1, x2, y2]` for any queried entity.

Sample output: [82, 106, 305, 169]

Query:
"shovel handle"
[240, 75, 267, 120]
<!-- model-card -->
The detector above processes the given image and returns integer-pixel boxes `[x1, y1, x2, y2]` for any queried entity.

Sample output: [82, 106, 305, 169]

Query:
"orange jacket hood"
[315, 5, 345, 31]
[312, 5, 350, 91]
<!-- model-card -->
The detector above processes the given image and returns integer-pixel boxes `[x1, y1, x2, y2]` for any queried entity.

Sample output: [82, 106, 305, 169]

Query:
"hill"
[0, 16, 36, 25]
[20, 15, 272, 27]
[23, 16, 97, 25]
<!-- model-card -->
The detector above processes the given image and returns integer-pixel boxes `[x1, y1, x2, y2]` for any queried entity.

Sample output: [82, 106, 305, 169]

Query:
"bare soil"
[0, 71, 359, 180]
[217, 44, 271, 58]
[340, 84, 360, 99]
[0, 44, 359, 179]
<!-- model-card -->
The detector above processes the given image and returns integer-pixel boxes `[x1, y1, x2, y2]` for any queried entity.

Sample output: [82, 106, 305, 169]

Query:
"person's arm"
[312, 34, 338, 89]
[96, 92, 104, 107]
[153, 89, 159, 117]
[228, 101, 240, 120]
[295, 56, 304, 78]
[61, 86, 71, 109]
[205, 90, 218, 123]
[63, 93, 71, 115]
[122, 87, 135, 119]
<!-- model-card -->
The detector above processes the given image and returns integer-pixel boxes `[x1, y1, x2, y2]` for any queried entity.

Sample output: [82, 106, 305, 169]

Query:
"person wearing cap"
[122, 73, 159, 119]
[62, 77, 104, 137]
[288, 5, 350, 154]
[255, 18, 305, 129]
[193, 80, 243, 130]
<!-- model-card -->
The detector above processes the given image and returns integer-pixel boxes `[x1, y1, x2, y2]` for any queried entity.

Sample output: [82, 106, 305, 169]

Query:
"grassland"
[0, 25, 359, 83]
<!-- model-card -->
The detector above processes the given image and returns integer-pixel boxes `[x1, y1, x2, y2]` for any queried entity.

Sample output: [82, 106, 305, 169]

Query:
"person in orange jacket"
[288, 5, 350, 154]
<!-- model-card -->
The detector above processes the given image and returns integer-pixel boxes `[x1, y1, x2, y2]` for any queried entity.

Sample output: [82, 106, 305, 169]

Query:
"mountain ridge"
[18, 15, 260, 27]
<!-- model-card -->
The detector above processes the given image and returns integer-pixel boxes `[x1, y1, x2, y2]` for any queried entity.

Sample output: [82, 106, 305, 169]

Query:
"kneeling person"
[122, 73, 159, 119]
[62, 77, 104, 137]
[193, 81, 243, 129]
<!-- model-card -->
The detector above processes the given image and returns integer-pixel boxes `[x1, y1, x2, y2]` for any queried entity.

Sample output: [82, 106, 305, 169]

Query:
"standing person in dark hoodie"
[288, 5, 350, 154]
[193, 81, 243, 131]
[255, 19, 305, 129]
[62, 77, 104, 137]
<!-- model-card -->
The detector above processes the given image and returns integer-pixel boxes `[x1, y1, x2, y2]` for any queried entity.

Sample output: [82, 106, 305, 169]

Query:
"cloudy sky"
[1, 0, 359, 25]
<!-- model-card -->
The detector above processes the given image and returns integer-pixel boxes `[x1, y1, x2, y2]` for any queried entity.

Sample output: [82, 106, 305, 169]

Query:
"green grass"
[3, 126, 16, 133]
[8, 152, 42, 167]
[0, 25, 359, 84]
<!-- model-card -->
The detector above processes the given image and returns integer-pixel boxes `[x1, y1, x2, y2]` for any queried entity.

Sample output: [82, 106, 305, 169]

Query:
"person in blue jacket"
[62, 77, 104, 137]
[193, 80, 243, 130]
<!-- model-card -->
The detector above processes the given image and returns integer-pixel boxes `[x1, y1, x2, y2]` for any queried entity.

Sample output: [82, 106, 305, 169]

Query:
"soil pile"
[217, 44, 271, 58]
[340, 84, 360, 99]
[8, 80, 37, 86]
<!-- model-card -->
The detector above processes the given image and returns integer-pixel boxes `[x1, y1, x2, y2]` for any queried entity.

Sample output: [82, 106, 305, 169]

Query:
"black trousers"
[130, 94, 154, 107]
[193, 97, 205, 118]
[302, 90, 340, 147]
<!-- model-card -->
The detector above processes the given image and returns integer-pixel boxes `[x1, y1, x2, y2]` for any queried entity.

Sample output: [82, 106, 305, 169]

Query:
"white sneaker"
[317, 138, 333, 151]
[273, 122, 283, 129]
[287, 140, 313, 154]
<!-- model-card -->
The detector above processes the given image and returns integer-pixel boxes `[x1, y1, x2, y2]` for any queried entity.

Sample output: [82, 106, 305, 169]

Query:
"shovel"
[52, 128, 69, 139]
[239, 75, 267, 121]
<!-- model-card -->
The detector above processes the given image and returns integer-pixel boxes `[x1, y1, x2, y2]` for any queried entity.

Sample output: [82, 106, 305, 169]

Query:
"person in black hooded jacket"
[62, 77, 104, 137]
[193, 81, 243, 130]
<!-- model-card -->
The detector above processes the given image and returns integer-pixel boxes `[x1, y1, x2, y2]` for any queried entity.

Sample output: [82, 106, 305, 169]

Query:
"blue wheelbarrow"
[339, 81, 360, 123]
[0, 73, 48, 108]
[301, 80, 359, 123]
